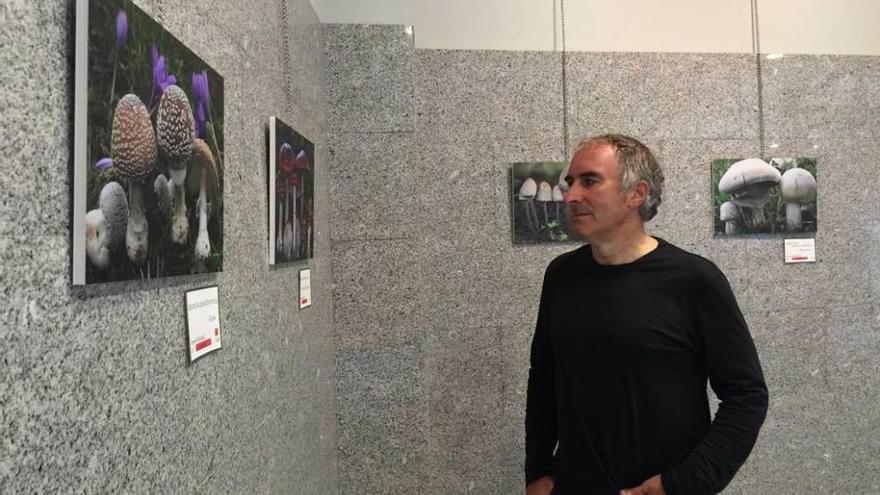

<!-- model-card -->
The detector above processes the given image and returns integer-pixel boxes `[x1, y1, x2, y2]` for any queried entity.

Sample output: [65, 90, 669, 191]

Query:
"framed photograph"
[73, 0, 225, 285]
[268, 116, 315, 264]
[712, 157, 817, 236]
[511, 162, 572, 245]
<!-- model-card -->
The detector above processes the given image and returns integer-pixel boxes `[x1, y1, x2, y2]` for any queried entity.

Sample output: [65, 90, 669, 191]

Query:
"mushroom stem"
[126, 179, 148, 265]
[194, 171, 211, 259]
[725, 221, 737, 235]
[751, 207, 767, 228]
[276, 196, 284, 254]
[785, 202, 802, 231]
[528, 200, 540, 231]
[170, 178, 188, 244]
[541, 202, 550, 227]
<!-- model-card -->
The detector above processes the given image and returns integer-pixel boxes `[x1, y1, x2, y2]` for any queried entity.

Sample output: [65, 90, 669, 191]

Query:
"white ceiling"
[310, 0, 880, 55]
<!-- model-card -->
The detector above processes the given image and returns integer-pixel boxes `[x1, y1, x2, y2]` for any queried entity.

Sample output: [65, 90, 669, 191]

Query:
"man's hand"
[620, 474, 666, 495]
[526, 475, 554, 495]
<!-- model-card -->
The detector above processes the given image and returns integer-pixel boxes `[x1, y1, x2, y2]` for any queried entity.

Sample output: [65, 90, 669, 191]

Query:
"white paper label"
[784, 238, 816, 263]
[300, 269, 312, 309]
[186, 286, 222, 361]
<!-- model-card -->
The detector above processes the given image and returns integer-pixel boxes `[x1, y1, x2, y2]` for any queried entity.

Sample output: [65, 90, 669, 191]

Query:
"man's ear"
[627, 180, 649, 210]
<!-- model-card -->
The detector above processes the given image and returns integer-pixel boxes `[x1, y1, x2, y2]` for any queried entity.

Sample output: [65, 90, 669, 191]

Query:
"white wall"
[311, 0, 880, 55]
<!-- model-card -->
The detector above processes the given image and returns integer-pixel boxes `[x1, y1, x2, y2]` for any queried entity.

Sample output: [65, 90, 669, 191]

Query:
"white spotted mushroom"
[187, 139, 218, 260]
[111, 93, 158, 265]
[718, 158, 781, 229]
[779, 167, 816, 232]
[156, 84, 195, 244]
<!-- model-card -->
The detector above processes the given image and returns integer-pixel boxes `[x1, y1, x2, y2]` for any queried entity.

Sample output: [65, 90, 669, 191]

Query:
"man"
[525, 135, 768, 495]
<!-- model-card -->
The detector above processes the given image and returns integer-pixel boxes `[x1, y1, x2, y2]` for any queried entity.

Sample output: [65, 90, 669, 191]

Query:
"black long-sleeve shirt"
[525, 238, 768, 494]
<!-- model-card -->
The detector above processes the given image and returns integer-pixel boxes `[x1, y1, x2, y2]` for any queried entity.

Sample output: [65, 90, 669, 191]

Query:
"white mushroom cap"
[518, 178, 537, 199]
[99, 181, 128, 248]
[85, 209, 110, 269]
[779, 168, 817, 203]
[111, 94, 157, 180]
[719, 201, 740, 222]
[157, 85, 195, 173]
[552, 184, 564, 201]
[536, 181, 553, 202]
[718, 158, 781, 195]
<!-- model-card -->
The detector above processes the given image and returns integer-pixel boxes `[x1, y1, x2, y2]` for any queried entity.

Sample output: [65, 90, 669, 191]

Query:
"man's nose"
[564, 188, 578, 204]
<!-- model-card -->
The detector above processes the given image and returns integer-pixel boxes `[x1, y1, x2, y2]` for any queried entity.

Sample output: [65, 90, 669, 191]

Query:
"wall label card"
[300, 269, 312, 309]
[784, 238, 817, 263]
[185, 286, 222, 361]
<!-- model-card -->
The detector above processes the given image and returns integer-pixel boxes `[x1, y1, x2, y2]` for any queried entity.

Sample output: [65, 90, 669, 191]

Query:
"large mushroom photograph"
[712, 157, 817, 237]
[268, 117, 314, 264]
[511, 162, 573, 245]
[73, 0, 224, 285]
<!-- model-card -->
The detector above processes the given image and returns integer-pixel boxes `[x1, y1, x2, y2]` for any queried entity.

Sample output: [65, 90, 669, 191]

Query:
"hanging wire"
[559, 0, 570, 160]
[280, 0, 293, 116]
[156, 0, 164, 25]
[750, 0, 766, 158]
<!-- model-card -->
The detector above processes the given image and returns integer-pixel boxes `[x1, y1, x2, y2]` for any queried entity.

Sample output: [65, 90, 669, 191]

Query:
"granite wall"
[326, 25, 880, 494]
[1, 0, 336, 493]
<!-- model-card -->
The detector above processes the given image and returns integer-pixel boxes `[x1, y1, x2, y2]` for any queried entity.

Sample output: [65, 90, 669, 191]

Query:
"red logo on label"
[195, 338, 212, 351]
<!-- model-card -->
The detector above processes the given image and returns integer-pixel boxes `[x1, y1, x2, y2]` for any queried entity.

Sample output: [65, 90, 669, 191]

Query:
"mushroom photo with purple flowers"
[712, 157, 817, 236]
[73, 0, 224, 285]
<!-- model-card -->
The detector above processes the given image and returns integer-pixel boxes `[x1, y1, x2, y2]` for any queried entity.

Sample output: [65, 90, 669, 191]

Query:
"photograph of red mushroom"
[712, 158, 817, 236]
[73, 0, 224, 285]
[268, 117, 314, 264]
[511, 162, 572, 245]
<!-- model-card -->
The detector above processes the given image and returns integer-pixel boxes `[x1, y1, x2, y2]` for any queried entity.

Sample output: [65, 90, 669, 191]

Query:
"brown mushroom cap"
[187, 139, 219, 201]
[156, 85, 195, 171]
[111, 94, 157, 180]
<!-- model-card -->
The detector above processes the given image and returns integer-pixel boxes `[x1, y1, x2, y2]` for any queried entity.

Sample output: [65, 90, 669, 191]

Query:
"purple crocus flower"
[115, 10, 128, 47]
[95, 157, 113, 171]
[194, 102, 206, 138]
[191, 71, 210, 112]
[149, 45, 177, 108]
[191, 70, 211, 137]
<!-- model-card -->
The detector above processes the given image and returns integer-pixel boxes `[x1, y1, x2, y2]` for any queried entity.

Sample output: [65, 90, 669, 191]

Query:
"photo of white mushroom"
[268, 117, 315, 264]
[712, 157, 817, 236]
[511, 162, 573, 245]
[73, 0, 224, 284]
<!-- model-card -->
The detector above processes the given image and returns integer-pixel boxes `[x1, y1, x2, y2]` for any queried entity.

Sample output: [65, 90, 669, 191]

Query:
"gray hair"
[574, 134, 664, 221]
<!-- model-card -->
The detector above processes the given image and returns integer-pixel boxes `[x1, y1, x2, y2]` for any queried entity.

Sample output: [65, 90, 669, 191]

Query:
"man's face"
[563, 144, 644, 242]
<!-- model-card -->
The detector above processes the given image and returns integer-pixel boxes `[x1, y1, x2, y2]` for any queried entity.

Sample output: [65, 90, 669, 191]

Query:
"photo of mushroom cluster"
[268, 117, 314, 264]
[73, 0, 224, 284]
[712, 157, 817, 236]
[511, 162, 571, 245]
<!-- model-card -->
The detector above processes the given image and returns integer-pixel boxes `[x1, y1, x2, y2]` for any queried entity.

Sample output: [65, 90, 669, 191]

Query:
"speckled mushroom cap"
[718, 158, 781, 195]
[99, 181, 129, 248]
[536, 181, 553, 201]
[187, 138, 219, 201]
[156, 85, 195, 171]
[111, 94, 157, 180]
